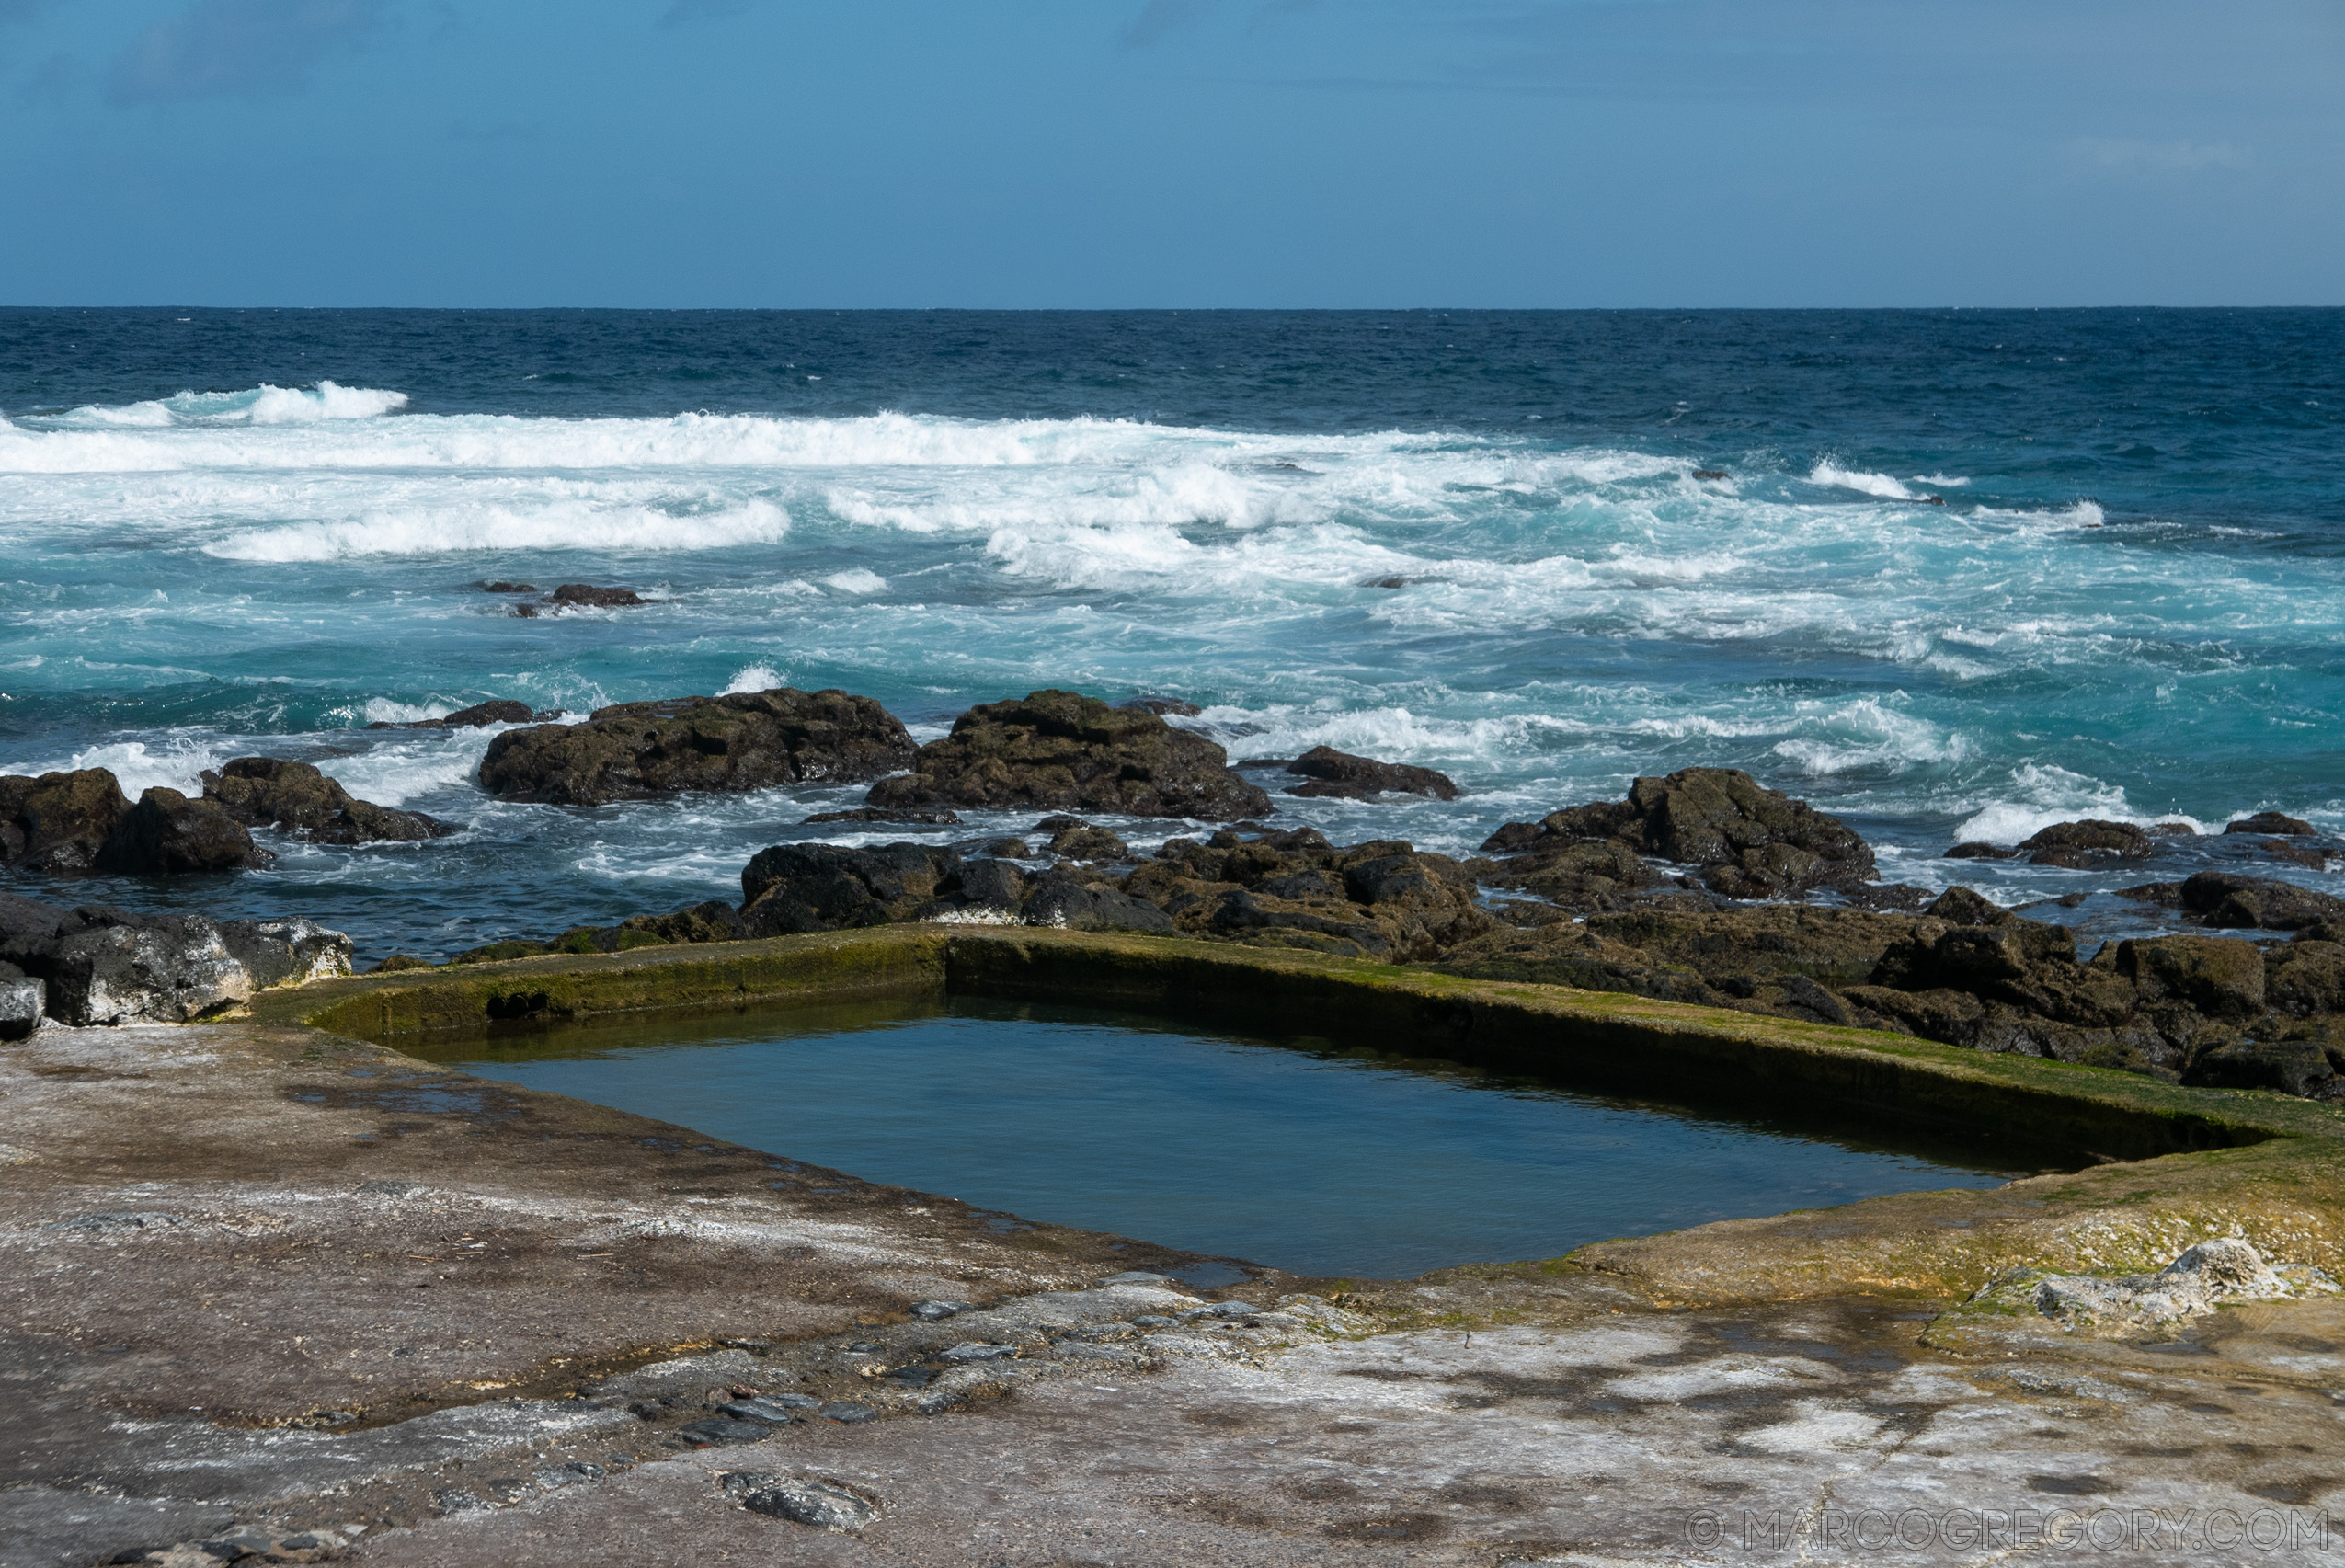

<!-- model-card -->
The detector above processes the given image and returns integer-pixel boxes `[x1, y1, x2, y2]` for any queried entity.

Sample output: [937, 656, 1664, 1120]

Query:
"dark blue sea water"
[2, 309, 2339, 961]
[426, 999, 2033, 1278]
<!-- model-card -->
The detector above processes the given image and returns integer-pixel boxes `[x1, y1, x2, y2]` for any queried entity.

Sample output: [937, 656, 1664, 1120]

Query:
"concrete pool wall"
[272, 924, 2334, 1172]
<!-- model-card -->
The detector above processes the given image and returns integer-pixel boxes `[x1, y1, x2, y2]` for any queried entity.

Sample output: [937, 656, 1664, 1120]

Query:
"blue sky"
[0, 0, 2338, 306]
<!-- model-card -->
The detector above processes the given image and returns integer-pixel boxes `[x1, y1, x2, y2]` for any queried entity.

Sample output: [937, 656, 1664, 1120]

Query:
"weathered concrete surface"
[8, 932, 2345, 1567]
[0, 1020, 1265, 1568]
[346, 1300, 2345, 1567]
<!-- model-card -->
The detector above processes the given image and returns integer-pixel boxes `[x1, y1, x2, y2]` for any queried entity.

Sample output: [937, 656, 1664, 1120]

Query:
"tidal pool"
[423, 999, 2058, 1279]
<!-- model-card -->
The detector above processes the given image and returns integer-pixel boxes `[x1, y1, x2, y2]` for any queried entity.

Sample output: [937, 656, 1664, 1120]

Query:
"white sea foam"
[360, 697, 457, 725]
[1808, 462, 1915, 500]
[1948, 763, 2184, 845]
[204, 497, 790, 560]
[62, 381, 408, 429]
[1913, 474, 1972, 487]
[821, 569, 886, 594]
[721, 664, 784, 694]
[40, 738, 231, 796]
[322, 738, 491, 808]
[1767, 697, 1970, 775]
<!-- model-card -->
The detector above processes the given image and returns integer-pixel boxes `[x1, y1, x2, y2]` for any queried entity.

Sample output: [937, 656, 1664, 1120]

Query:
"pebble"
[909, 1299, 974, 1320]
[678, 1416, 774, 1446]
[1187, 1300, 1263, 1320]
[430, 1488, 488, 1515]
[818, 1401, 877, 1424]
[719, 1396, 806, 1425]
[938, 1343, 1017, 1364]
[738, 1477, 883, 1530]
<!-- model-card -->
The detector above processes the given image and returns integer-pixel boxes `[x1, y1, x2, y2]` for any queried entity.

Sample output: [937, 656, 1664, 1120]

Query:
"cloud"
[660, 0, 759, 23]
[1123, 0, 1211, 48]
[108, 0, 389, 105]
[2070, 138, 2253, 172]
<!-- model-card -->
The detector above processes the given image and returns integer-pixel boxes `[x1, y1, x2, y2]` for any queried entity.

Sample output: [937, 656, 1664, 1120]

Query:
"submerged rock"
[801, 807, 963, 827]
[864, 689, 1270, 821]
[201, 758, 452, 844]
[549, 583, 647, 608]
[479, 688, 917, 807]
[1279, 746, 1460, 802]
[1479, 767, 1875, 903]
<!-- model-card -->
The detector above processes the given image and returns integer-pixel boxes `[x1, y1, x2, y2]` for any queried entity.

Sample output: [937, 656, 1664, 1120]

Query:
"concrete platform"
[6, 929, 2343, 1566]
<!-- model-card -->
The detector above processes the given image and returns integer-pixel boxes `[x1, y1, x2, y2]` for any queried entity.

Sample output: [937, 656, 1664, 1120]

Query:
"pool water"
[424, 999, 2053, 1279]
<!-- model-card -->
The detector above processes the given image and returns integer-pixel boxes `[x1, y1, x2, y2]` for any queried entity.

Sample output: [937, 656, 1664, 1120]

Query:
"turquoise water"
[429, 1000, 2038, 1279]
[1, 309, 2339, 959]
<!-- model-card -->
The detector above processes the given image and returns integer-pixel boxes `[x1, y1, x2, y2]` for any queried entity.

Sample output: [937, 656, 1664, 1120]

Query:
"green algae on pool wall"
[271, 926, 952, 1041]
[266, 925, 2344, 1165]
[253, 923, 2345, 1310]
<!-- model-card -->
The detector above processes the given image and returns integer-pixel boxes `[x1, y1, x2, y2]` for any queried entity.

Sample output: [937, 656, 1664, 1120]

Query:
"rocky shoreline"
[6, 682, 2343, 1102]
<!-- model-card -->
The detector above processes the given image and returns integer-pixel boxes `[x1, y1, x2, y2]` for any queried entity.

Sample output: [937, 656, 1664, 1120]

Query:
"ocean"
[1, 307, 2339, 964]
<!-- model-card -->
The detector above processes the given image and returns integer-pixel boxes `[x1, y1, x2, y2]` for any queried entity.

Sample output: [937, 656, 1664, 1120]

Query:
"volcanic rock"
[0, 964, 40, 1041]
[479, 689, 917, 807]
[549, 584, 646, 608]
[0, 769, 131, 874]
[2115, 934, 2267, 1020]
[2266, 940, 2345, 1017]
[801, 807, 963, 826]
[1118, 828, 1493, 961]
[1119, 696, 1204, 717]
[44, 907, 254, 1025]
[1436, 904, 1923, 1013]
[864, 689, 1270, 821]
[2225, 812, 2317, 837]
[1045, 821, 1128, 861]
[1280, 746, 1461, 802]
[218, 918, 355, 990]
[435, 700, 538, 727]
[1021, 873, 1175, 933]
[2185, 1036, 2340, 1098]
[2016, 819, 2156, 868]
[1478, 768, 1874, 902]
[201, 758, 453, 844]
[2179, 871, 2345, 932]
[735, 843, 1048, 936]
[93, 787, 275, 874]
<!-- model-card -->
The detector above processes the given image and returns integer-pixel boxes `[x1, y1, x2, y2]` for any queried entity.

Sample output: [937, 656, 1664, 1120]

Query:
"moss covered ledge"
[246, 923, 2345, 1312]
[259, 923, 2345, 1159]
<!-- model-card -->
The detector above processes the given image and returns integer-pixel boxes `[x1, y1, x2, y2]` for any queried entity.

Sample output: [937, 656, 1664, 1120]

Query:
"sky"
[0, 0, 2338, 307]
